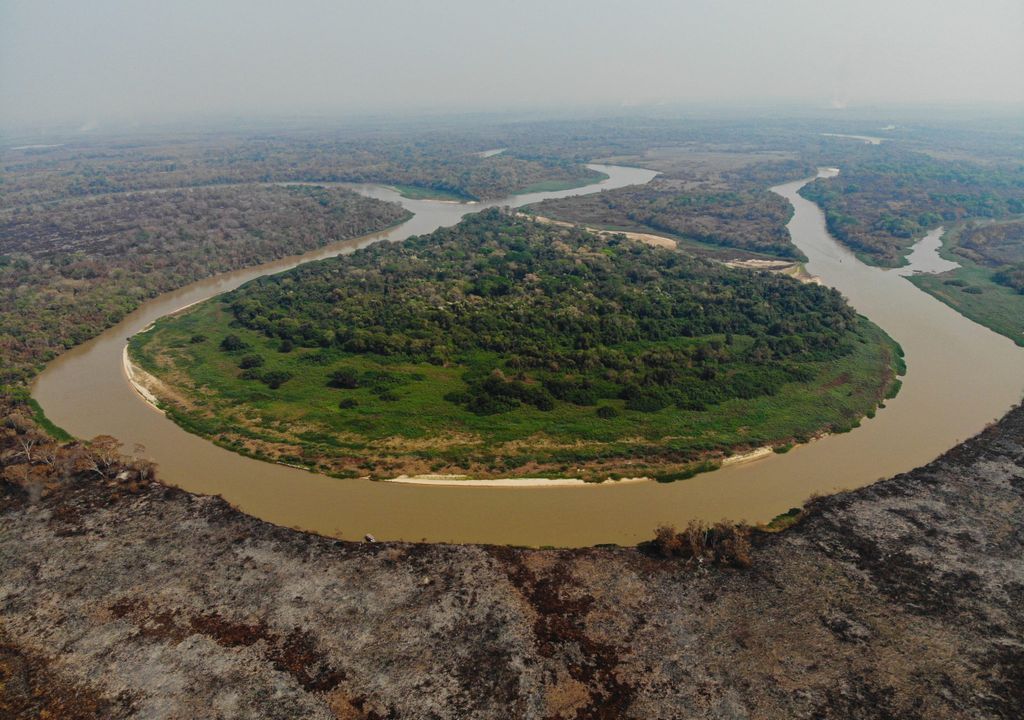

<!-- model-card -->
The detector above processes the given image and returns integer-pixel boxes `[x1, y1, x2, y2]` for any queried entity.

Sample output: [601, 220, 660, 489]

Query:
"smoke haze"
[2, 0, 1022, 129]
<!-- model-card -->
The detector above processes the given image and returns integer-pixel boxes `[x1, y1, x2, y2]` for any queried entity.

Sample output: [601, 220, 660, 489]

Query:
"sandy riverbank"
[522, 213, 678, 249]
[381, 474, 654, 487]
[122, 345, 165, 414]
[383, 446, 781, 486]
[526, 213, 821, 284]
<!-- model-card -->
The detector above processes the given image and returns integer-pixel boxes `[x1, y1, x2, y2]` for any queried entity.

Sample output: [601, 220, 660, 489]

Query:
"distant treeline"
[799, 148, 1024, 267]
[1, 133, 602, 208]
[0, 185, 409, 383]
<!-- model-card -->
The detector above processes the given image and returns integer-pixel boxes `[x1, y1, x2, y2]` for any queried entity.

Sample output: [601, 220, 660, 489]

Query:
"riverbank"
[527, 213, 818, 282]
[122, 345, 164, 412]
[524, 212, 679, 249]
[3, 400, 1022, 716]
[127, 209, 898, 492]
[32, 166, 1024, 545]
[904, 223, 1024, 348]
[381, 474, 651, 487]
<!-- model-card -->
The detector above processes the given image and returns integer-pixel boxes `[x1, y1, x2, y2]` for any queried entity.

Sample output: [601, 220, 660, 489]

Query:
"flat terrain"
[3, 119, 1023, 717]
[0, 131, 602, 208]
[3, 396, 1022, 718]
[908, 220, 1024, 346]
[0, 185, 411, 384]
[524, 148, 809, 260]
[799, 148, 1024, 267]
[130, 212, 901, 480]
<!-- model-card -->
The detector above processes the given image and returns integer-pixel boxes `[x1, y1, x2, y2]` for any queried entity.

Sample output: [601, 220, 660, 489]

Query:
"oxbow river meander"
[32, 167, 1024, 545]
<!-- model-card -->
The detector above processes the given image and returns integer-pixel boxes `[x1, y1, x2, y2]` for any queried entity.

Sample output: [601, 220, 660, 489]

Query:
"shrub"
[443, 390, 471, 405]
[261, 370, 292, 389]
[596, 405, 619, 419]
[645, 521, 752, 568]
[544, 376, 599, 406]
[654, 525, 683, 557]
[338, 398, 359, 409]
[652, 461, 719, 483]
[885, 379, 902, 400]
[219, 334, 248, 352]
[238, 354, 264, 369]
[622, 386, 670, 412]
[189, 334, 207, 344]
[328, 367, 360, 389]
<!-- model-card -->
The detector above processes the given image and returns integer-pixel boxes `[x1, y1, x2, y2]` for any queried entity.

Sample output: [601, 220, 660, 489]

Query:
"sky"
[2, 0, 1022, 129]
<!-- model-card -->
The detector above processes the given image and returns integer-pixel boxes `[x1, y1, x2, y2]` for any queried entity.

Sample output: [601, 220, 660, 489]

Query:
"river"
[32, 167, 1024, 546]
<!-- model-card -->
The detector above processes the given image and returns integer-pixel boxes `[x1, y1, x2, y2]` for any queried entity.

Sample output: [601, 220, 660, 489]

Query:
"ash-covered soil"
[2, 405, 1023, 719]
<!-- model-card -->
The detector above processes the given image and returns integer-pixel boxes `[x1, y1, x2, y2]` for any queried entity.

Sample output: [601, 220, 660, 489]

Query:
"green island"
[908, 219, 1024, 346]
[129, 209, 903, 481]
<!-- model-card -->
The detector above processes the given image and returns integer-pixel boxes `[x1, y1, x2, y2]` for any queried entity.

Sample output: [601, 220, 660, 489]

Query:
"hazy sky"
[2, 0, 1022, 129]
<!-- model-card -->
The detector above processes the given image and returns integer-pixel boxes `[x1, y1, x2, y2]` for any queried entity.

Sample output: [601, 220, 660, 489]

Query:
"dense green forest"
[799, 148, 1024, 267]
[132, 210, 900, 479]
[0, 185, 410, 383]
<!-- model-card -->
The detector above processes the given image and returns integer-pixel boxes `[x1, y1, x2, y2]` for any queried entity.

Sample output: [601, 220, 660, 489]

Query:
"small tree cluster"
[650, 521, 752, 568]
[2, 405, 155, 499]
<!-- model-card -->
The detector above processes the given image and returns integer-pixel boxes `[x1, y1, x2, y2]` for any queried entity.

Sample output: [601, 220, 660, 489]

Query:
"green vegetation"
[516, 171, 609, 194]
[24, 397, 72, 442]
[800, 149, 1024, 267]
[391, 184, 474, 202]
[132, 210, 901, 480]
[526, 177, 801, 259]
[764, 507, 803, 532]
[0, 185, 411, 384]
[907, 221, 1024, 346]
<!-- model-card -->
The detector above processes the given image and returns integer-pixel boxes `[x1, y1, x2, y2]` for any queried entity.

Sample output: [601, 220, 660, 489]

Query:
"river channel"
[32, 167, 1024, 545]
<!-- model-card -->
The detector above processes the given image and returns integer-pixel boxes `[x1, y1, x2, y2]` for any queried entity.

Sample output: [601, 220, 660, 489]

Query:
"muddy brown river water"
[32, 167, 1024, 546]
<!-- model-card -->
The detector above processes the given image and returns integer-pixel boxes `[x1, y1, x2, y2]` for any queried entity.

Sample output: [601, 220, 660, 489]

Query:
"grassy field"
[390, 184, 475, 201]
[130, 300, 901, 481]
[907, 228, 1024, 347]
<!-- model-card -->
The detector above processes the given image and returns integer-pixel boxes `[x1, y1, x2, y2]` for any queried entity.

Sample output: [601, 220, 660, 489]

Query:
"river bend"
[32, 167, 1024, 545]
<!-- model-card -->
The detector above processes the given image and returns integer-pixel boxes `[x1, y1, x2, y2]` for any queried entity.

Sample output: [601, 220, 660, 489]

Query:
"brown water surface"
[32, 168, 1024, 546]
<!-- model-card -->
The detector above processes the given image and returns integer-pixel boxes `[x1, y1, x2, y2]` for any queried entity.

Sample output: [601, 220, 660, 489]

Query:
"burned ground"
[1, 405, 1023, 718]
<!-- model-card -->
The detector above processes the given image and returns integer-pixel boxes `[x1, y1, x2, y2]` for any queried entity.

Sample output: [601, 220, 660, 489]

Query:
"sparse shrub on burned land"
[648, 520, 752, 568]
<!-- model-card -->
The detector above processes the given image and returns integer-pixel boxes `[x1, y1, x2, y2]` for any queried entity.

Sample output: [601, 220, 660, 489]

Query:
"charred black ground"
[2, 400, 1022, 718]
